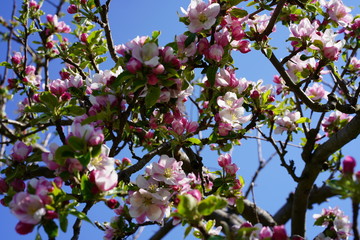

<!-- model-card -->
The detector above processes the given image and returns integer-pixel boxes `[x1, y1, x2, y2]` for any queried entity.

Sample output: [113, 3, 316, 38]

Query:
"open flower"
[128, 188, 170, 223]
[10, 192, 46, 224]
[146, 155, 186, 185]
[182, 0, 220, 33]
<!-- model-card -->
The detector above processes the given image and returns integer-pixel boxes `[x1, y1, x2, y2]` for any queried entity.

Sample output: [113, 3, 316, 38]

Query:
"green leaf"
[228, 0, 244, 7]
[80, 174, 94, 200]
[185, 33, 197, 48]
[43, 220, 58, 239]
[40, 92, 59, 110]
[55, 145, 75, 165]
[236, 198, 245, 214]
[69, 209, 93, 224]
[312, 40, 323, 49]
[88, 30, 103, 45]
[63, 105, 86, 116]
[91, 144, 102, 158]
[184, 225, 193, 239]
[186, 138, 202, 145]
[209, 236, 226, 240]
[0, 61, 12, 69]
[177, 195, 198, 217]
[78, 152, 91, 167]
[68, 136, 86, 151]
[198, 196, 227, 216]
[24, 104, 49, 113]
[59, 214, 68, 232]
[230, 8, 248, 18]
[145, 86, 161, 108]
[295, 117, 310, 124]
[206, 65, 218, 87]
[152, 30, 161, 41]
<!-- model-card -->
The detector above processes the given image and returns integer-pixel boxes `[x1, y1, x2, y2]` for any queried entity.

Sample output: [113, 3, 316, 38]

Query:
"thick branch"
[274, 185, 338, 225]
[291, 113, 360, 237]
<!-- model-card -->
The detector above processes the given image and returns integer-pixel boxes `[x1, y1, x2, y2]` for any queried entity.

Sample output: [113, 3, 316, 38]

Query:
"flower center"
[164, 168, 172, 178]
[198, 13, 208, 23]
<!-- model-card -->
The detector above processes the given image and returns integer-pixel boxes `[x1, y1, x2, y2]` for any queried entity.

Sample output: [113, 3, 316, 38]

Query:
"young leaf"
[43, 220, 58, 239]
[206, 65, 218, 86]
[145, 86, 161, 108]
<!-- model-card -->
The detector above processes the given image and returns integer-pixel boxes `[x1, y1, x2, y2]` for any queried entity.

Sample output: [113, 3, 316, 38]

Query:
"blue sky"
[0, 0, 359, 239]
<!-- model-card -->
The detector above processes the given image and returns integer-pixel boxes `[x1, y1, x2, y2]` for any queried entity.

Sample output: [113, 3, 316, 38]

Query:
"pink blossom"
[70, 122, 104, 146]
[274, 110, 301, 134]
[290, 18, 318, 38]
[128, 188, 170, 223]
[183, 0, 220, 33]
[349, 57, 360, 72]
[66, 74, 84, 88]
[233, 40, 251, 53]
[0, 177, 9, 193]
[146, 155, 186, 185]
[232, 26, 246, 41]
[216, 68, 239, 88]
[224, 163, 239, 175]
[305, 83, 329, 101]
[321, 0, 353, 26]
[342, 156, 356, 174]
[42, 143, 60, 170]
[11, 52, 23, 65]
[197, 38, 210, 55]
[186, 189, 202, 202]
[247, 14, 274, 34]
[218, 153, 232, 168]
[176, 34, 198, 60]
[27, 177, 53, 205]
[208, 44, 224, 62]
[214, 31, 230, 47]
[10, 192, 46, 224]
[132, 42, 159, 67]
[286, 53, 317, 80]
[90, 168, 118, 192]
[218, 122, 232, 136]
[46, 14, 71, 33]
[67, 4, 78, 14]
[11, 141, 32, 162]
[15, 222, 35, 235]
[259, 226, 273, 239]
[217, 92, 244, 109]
[272, 225, 287, 240]
[29, 1, 40, 10]
[49, 79, 68, 96]
[11, 179, 25, 192]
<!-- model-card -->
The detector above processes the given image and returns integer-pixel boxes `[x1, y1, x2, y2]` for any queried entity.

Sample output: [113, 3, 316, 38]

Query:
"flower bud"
[187, 189, 202, 202]
[67, 4, 78, 14]
[15, 222, 35, 235]
[0, 178, 9, 193]
[106, 199, 119, 209]
[342, 156, 356, 174]
[80, 33, 88, 43]
[11, 179, 25, 192]
[272, 225, 287, 240]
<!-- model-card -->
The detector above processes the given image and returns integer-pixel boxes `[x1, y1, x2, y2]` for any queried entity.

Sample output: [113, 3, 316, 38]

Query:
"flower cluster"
[235, 222, 288, 240]
[313, 207, 351, 240]
[274, 110, 301, 134]
[9, 177, 58, 235]
[321, 110, 353, 136]
[127, 155, 193, 223]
